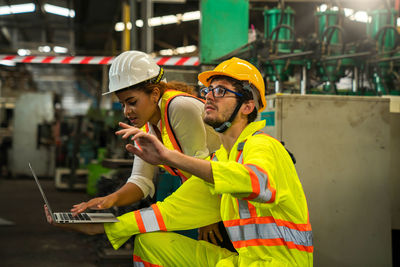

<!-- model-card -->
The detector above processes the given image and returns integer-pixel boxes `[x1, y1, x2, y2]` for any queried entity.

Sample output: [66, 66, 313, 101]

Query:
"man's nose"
[205, 90, 214, 100]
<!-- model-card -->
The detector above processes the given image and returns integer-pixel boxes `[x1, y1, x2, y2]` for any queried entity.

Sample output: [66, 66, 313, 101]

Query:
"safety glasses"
[200, 86, 243, 98]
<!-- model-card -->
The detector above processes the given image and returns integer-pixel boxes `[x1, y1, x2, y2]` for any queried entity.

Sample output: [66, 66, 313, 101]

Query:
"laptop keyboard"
[60, 212, 91, 221]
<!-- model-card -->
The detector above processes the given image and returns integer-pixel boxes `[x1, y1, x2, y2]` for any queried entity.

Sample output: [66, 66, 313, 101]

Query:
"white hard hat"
[104, 50, 164, 95]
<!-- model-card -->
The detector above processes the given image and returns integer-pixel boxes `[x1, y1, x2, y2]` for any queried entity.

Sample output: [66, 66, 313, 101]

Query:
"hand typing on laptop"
[71, 195, 117, 216]
[44, 205, 105, 235]
[70, 182, 144, 216]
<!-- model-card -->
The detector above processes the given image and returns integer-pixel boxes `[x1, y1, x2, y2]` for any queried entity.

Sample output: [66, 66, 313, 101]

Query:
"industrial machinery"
[367, 7, 400, 95]
[207, 1, 400, 96]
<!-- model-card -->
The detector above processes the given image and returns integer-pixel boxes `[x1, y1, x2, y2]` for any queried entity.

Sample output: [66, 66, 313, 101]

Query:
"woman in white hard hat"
[71, 50, 229, 248]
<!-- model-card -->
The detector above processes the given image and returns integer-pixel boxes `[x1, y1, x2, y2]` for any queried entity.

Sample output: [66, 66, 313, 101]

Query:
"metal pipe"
[352, 66, 358, 93]
[369, 55, 400, 63]
[321, 51, 371, 61]
[275, 80, 281, 94]
[129, 0, 138, 50]
[122, 0, 130, 52]
[141, 0, 153, 53]
[263, 50, 314, 61]
[300, 65, 307, 95]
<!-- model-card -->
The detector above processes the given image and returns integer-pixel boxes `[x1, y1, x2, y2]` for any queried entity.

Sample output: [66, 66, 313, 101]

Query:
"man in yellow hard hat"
[45, 57, 313, 266]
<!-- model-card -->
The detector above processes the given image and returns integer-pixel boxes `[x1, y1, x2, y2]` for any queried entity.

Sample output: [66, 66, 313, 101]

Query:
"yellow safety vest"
[141, 89, 205, 183]
[210, 120, 313, 266]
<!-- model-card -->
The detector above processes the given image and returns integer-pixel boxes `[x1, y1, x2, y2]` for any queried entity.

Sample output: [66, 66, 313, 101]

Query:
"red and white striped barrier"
[0, 55, 199, 66]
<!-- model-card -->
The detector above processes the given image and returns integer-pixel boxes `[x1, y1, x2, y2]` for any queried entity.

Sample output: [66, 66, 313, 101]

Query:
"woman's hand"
[71, 195, 117, 216]
[198, 223, 223, 246]
[44, 205, 105, 235]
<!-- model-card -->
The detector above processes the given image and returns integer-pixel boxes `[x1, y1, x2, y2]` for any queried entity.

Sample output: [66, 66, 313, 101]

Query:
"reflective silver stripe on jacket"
[245, 164, 273, 202]
[237, 145, 273, 203]
[238, 199, 252, 219]
[226, 222, 313, 247]
[138, 207, 160, 232]
[134, 261, 145, 267]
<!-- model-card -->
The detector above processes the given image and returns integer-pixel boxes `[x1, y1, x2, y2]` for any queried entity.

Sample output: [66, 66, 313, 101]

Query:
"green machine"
[315, 8, 353, 93]
[263, 6, 296, 92]
[367, 8, 400, 95]
[262, 5, 311, 94]
[200, 0, 249, 64]
[200, 2, 399, 96]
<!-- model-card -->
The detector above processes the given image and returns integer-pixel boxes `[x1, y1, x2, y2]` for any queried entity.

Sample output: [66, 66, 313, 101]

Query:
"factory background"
[0, 0, 399, 266]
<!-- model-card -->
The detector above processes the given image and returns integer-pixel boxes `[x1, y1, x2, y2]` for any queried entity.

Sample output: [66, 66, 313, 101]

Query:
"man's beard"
[203, 110, 232, 129]
[203, 116, 224, 129]
[203, 101, 236, 129]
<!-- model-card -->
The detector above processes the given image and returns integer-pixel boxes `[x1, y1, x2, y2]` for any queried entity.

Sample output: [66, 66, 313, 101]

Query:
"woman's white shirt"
[126, 95, 220, 198]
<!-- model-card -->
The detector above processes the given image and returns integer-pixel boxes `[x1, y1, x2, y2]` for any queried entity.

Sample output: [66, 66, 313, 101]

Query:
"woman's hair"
[142, 81, 195, 96]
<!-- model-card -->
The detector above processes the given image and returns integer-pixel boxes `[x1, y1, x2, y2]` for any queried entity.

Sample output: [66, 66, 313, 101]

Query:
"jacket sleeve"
[212, 135, 289, 205]
[104, 177, 221, 250]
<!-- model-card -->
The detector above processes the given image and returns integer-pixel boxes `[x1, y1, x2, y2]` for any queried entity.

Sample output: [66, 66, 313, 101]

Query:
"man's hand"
[198, 223, 223, 246]
[116, 122, 170, 166]
[44, 205, 105, 235]
[71, 195, 117, 216]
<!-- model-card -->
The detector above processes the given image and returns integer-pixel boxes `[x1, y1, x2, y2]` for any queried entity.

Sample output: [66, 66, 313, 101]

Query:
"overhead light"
[182, 11, 200, 21]
[114, 22, 132, 31]
[115, 10, 200, 31]
[0, 60, 15, 66]
[160, 15, 178, 25]
[350, 11, 370, 23]
[159, 48, 174, 56]
[176, 45, 196, 54]
[153, 0, 186, 2]
[43, 4, 75, 18]
[38, 45, 51, 53]
[318, 4, 327, 12]
[149, 17, 162, 27]
[53, 46, 68, 53]
[159, 45, 197, 56]
[343, 8, 353, 17]
[136, 20, 144, 27]
[115, 22, 125, 31]
[318, 5, 371, 24]
[17, 49, 31, 56]
[0, 3, 35, 15]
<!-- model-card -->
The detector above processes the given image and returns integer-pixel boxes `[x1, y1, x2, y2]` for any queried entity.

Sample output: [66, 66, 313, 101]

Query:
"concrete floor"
[0, 177, 132, 267]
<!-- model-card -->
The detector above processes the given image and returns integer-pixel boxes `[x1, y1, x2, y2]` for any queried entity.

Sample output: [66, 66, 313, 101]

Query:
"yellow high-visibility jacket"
[141, 89, 205, 182]
[105, 120, 313, 266]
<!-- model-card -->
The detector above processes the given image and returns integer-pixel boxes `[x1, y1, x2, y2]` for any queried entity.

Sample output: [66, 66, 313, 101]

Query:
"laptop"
[29, 163, 119, 224]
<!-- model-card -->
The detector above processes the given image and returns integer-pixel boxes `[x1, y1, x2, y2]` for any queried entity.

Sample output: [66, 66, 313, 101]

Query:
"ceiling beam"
[33, 0, 53, 44]
[5, 0, 30, 44]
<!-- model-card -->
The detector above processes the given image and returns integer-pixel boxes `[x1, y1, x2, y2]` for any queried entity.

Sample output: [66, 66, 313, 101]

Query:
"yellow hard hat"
[198, 57, 266, 112]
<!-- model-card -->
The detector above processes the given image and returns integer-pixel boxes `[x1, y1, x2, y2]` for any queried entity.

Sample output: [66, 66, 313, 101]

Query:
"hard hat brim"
[198, 69, 267, 112]
[198, 70, 244, 87]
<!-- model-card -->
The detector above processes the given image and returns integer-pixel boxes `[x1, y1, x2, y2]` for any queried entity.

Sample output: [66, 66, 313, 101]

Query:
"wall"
[263, 94, 392, 267]
[10, 92, 55, 177]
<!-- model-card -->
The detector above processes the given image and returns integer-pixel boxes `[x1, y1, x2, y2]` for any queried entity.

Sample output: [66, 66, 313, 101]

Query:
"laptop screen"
[28, 163, 56, 221]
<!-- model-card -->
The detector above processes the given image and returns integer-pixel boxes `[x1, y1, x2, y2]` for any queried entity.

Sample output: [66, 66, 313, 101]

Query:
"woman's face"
[116, 87, 160, 128]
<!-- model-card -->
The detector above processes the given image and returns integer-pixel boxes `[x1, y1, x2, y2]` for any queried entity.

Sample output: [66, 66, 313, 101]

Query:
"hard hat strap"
[214, 98, 244, 133]
[242, 81, 260, 111]
[150, 67, 164, 84]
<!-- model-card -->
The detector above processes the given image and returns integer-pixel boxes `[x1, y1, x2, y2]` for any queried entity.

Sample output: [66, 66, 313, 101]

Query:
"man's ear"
[241, 100, 256, 115]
